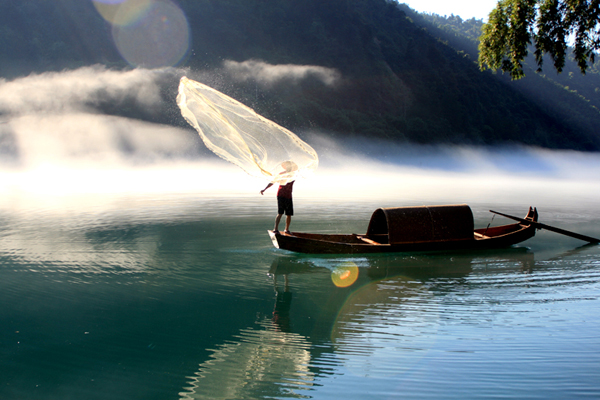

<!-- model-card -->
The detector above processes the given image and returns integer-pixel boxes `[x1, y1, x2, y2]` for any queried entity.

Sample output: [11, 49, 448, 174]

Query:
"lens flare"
[93, 0, 191, 68]
[331, 262, 359, 288]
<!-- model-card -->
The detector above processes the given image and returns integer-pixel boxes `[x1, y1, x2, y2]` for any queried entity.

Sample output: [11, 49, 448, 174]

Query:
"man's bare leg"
[274, 214, 283, 232]
[284, 215, 292, 233]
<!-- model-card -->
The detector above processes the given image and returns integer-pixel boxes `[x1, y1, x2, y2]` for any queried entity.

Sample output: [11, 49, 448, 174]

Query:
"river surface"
[1, 160, 600, 400]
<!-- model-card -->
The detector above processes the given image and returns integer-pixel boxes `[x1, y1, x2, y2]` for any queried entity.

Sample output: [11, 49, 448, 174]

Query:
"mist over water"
[1, 68, 599, 205]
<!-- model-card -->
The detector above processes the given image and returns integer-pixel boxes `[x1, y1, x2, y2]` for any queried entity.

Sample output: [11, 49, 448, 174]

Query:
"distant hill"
[1, 0, 598, 151]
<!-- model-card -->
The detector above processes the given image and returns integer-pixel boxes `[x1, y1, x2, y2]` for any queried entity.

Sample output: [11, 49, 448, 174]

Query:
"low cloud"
[222, 59, 341, 88]
[3, 113, 198, 167]
[0, 66, 200, 168]
[0, 66, 181, 116]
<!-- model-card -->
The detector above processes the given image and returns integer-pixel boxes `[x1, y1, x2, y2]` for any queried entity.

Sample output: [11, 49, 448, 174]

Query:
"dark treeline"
[1, 0, 599, 151]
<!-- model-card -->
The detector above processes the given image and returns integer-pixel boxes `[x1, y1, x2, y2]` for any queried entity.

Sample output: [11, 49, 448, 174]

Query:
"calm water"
[1, 188, 600, 400]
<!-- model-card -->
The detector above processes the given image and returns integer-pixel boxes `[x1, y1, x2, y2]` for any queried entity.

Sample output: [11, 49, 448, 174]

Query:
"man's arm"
[260, 183, 273, 195]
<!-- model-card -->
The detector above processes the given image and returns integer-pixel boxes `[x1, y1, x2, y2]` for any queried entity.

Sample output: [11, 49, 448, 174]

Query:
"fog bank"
[1, 67, 599, 212]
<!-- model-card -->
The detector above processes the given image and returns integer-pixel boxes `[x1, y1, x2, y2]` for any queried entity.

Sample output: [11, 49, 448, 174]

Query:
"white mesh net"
[177, 77, 318, 184]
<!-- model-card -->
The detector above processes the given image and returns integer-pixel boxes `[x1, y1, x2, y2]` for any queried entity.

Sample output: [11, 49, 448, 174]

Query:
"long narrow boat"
[268, 204, 538, 254]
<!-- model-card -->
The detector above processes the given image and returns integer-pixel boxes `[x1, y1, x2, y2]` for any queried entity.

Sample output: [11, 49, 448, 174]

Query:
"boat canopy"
[366, 204, 474, 244]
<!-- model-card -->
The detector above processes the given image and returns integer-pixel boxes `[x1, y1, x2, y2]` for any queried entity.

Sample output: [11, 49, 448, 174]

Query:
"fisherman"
[260, 161, 297, 234]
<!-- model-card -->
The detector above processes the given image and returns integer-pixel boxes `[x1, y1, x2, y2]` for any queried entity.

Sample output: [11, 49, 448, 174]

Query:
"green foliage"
[478, 0, 537, 79]
[479, 0, 600, 79]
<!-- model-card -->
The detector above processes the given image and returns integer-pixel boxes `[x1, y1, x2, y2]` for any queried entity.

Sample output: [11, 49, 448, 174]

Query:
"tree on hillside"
[478, 0, 600, 79]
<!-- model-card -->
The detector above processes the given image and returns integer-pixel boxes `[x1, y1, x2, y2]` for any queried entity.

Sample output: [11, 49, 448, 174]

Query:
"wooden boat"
[268, 204, 538, 254]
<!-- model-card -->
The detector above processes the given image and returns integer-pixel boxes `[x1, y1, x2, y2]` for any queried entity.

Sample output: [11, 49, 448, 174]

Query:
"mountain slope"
[1, 0, 598, 150]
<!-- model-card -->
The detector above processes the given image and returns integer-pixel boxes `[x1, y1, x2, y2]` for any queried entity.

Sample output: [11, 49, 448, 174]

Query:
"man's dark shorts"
[277, 197, 294, 216]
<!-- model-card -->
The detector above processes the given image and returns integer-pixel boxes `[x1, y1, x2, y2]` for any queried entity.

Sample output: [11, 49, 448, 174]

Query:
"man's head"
[281, 161, 298, 173]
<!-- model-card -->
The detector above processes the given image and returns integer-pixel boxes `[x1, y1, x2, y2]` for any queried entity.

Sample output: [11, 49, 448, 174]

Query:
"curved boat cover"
[366, 204, 474, 244]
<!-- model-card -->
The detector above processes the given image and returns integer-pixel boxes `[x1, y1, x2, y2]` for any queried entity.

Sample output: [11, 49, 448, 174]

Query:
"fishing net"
[177, 77, 318, 184]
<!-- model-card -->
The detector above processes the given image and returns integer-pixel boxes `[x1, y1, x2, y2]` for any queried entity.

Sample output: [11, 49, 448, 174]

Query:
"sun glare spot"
[331, 262, 359, 288]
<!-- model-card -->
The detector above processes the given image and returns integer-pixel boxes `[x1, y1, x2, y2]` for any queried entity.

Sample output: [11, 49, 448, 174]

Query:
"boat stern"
[268, 230, 280, 249]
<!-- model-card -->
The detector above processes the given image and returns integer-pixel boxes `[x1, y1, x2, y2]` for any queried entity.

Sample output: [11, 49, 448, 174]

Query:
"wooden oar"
[490, 210, 600, 244]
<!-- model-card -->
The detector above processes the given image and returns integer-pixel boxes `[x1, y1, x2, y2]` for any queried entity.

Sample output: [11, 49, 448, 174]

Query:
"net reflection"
[180, 319, 315, 399]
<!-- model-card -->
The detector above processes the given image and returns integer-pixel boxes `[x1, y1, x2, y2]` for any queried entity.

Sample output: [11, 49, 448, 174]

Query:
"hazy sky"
[400, 0, 499, 21]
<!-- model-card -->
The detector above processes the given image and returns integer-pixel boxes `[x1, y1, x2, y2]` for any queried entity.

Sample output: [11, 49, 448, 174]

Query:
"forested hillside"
[413, 8, 600, 151]
[1, 0, 599, 151]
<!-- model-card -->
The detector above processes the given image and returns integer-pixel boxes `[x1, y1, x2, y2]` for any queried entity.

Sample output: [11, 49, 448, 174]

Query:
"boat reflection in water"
[269, 247, 536, 281]
[180, 249, 535, 399]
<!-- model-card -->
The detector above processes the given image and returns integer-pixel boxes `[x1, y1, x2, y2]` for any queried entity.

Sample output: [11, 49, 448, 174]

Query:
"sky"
[400, 0, 499, 21]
